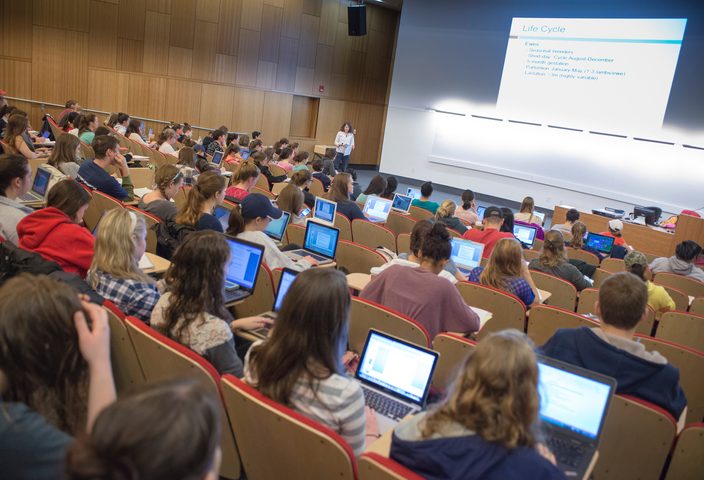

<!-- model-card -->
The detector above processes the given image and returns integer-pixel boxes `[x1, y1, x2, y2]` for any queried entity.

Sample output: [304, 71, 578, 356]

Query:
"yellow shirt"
[647, 281, 676, 314]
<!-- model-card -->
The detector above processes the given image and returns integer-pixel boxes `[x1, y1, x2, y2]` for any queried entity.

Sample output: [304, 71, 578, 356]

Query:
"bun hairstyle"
[290, 169, 312, 187]
[435, 199, 456, 220]
[419, 222, 451, 263]
[66, 378, 221, 480]
[460, 190, 475, 210]
[175, 171, 226, 226]
[539, 229, 568, 267]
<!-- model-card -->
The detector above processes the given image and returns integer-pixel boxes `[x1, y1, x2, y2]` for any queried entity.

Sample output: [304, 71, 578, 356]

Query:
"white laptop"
[210, 150, 224, 168]
[356, 330, 439, 434]
[313, 196, 337, 225]
[263, 210, 290, 244]
[533, 211, 546, 224]
[19, 166, 52, 204]
[285, 221, 339, 265]
[450, 238, 485, 276]
[391, 193, 412, 214]
[513, 223, 538, 249]
[406, 187, 421, 200]
[362, 195, 393, 223]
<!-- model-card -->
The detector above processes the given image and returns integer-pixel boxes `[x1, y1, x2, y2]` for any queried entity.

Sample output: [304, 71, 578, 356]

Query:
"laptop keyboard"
[19, 192, 38, 202]
[546, 436, 585, 468]
[362, 387, 413, 421]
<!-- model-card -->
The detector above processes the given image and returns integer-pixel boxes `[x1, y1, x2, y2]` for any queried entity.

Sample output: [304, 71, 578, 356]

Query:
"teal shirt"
[411, 198, 440, 214]
[293, 165, 309, 172]
[79, 131, 95, 144]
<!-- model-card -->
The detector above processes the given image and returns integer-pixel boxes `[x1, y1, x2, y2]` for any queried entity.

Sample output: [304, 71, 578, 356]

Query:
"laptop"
[285, 221, 339, 265]
[210, 150, 224, 168]
[585, 232, 615, 255]
[264, 210, 290, 243]
[476, 205, 486, 221]
[391, 193, 412, 214]
[538, 355, 616, 479]
[355, 329, 439, 434]
[513, 223, 538, 249]
[362, 195, 393, 223]
[450, 238, 485, 276]
[533, 211, 546, 224]
[19, 166, 52, 204]
[223, 236, 265, 304]
[313, 196, 337, 225]
[249, 268, 300, 338]
[406, 187, 421, 200]
[213, 205, 231, 231]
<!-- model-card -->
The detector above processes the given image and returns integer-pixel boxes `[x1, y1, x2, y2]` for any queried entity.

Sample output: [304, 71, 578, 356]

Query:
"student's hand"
[230, 316, 274, 331]
[74, 300, 111, 369]
[116, 153, 130, 177]
[365, 406, 381, 441]
[302, 255, 319, 266]
[536, 443, 557, 466]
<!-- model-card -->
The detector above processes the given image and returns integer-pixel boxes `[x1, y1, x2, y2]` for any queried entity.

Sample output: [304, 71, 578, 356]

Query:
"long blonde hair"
[421, 330, 539, 449]
[435, 199, 456, 220]
[175, 171, 226, 226]
[480, 238, 523, 290]
[539, 229, 568, 268]
[89, 209, 153, 284]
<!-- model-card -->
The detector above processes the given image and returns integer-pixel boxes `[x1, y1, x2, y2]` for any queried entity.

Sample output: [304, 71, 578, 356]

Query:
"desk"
[347, 273, 372, 291]
[314, 144, 336, 156]
[141, 252, 170, 275]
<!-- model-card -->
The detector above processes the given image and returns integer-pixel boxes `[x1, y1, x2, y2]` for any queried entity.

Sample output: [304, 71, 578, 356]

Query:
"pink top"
[277, 160, 293, 172]
[455, 206, 479, 225]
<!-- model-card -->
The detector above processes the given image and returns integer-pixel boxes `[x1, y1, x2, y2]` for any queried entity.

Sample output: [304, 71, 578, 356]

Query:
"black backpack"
[153, 220, 195, 260]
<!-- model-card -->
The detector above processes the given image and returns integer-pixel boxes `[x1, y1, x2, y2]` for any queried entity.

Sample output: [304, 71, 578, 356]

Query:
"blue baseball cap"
[241, 193, 282, 220]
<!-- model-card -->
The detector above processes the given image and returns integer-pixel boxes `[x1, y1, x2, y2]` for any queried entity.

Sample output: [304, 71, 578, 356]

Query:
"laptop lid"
[392, 193, 412, 213]
[32, 166, 52, 197]
[538, 355, 616, 442]
[585, 232, 615, 254]
[363, 195, 393, 222]
[271, 268, 299, 312]
[213, 205, 231, 231]
[313, 196, 337, 224]
[264, 211, 290, 241]
[356, 329, 439, 408]
[211, 150, 224, 166]
[533, 211, 546, 223]
[224, 236, 264, 292]
[513, 224, 538, 248]
[450, 238, 485, 270]
[476, 205, 486, 221]
[406, 187, 421, 200]
[302, 220, 339, 259]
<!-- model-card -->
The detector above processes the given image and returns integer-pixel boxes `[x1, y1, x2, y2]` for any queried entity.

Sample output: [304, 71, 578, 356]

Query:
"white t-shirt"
[129, 132, 147, 145]
[158, 142, 178, 157]
[334, 131, 355, 156]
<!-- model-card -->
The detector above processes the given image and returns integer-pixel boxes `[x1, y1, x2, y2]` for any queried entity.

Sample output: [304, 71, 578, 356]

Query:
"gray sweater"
[529, 258, 591, 291]
[0, 196, 33, 245]
[650, 256, 704, 282]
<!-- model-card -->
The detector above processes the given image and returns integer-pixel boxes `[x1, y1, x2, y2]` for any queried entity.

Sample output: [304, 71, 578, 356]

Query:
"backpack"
[153, 220, 195, 260]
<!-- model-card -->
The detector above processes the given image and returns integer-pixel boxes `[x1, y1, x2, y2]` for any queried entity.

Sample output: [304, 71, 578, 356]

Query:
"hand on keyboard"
[365, 406, 380, 441]
[230, 316, 274, 331]
[302, 255, 319, 266]
[536, 442, 557, 466]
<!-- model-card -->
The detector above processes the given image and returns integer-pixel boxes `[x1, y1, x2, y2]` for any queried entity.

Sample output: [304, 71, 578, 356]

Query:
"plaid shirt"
[93, 270, 160, 323]
[467, 266, 536, 306]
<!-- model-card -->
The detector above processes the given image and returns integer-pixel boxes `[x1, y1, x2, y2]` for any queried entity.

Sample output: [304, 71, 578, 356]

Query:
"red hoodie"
[462, 227, 514, 258]
[17, 207, 95, 278]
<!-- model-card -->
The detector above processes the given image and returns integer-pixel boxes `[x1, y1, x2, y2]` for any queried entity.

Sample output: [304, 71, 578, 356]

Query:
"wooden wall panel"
[191, 21, 219, 82]
[147, 0, 173, 14]
[88, 1, 118, 70]
[167, 47, 193, 78]
[214, 54, 238, 84]
[196, 0, 222, 24]
[261, 91, 293, 142]
[1, 1, 33, 59]
[259, 5, 283, 62]
[0, 59, 32, 98]
[276, 39, 298, 92]
[117, 0, 147, 41]
[200, 83, 235, 129]
[33, 0, 90, 33]
[297, 14, 320, 69]
[282, 0, 303, 39]
[256, 61, 277, 90]
[232, 87, 265, 132]
[216, 0, 242, 56]
[127, 75, 166, 120]
[236, 29, 261, 86]
[241, 0, 264, 29]
[86, 69, 129, 113]
[143, 11, 171, 75]
[317, 0, 338, 46]
[302, 0, 322, 17]
[169, 0, 197, 49]
[117, 38, 145, 73]
[164, 79, 202, 124]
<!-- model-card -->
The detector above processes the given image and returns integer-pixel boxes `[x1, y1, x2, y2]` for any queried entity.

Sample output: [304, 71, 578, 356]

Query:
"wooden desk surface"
[314, 144, 336, 155]
[347, 273, 372, 291]
[142, 252, 170, 275]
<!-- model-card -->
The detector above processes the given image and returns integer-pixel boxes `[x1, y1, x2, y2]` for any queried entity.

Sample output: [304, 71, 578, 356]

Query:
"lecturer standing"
[334, 122, 355, 172]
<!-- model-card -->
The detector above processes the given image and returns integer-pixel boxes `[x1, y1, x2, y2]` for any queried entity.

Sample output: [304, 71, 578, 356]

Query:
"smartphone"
[299, 207, 311, 218]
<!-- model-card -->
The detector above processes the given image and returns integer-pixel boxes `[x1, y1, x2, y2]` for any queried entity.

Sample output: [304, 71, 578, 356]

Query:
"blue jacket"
[77, 160, 128, 200]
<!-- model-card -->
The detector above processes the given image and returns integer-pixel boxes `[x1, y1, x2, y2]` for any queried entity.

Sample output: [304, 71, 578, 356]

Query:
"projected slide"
[496, 18, 687, 132]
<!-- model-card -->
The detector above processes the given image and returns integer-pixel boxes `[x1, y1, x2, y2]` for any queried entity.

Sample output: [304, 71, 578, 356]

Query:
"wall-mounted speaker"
[348, 5, 367, 36]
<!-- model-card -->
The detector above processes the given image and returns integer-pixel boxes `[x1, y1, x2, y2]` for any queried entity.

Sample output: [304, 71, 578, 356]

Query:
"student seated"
[112, 112, 130, 135]
[310, 158, 331, 191]
[411, 181, 440, 214]
[151, 231, 272, 376]
[205, 129, 226, 157]
[251, 150, 287, 190]
[435, 199, 467, 234]
[0, 154, 33, 244]
[276, 147, 294, 172]
[88, 209, 159, 322]
[291, 152, 310, 172]
[461, 206, 514, 258]
[455, 189, 480, 225]
[225, 161, 259, 202]
[500, 207, 515, 234]
[77, 113, 99, 145]
[138, 164, 183, 222]
[0, 275, 116, 479]
[346, 168, 362, 200]
[552, 208, 579, 242]
[391, 330, 564, 480]
[625, 251, 675, 316]
[567, 221, 605, 261]
[650, 240, 704, 282]
[66, 378, 221, 480]
[46, 133, 81, 178]
[599, 219, 629, 249]
[381, 175, 398, 200]
[361, 223, 480, 339]
[156, 128, 179, 157]
[529, 230, 591, 291]
[77, 135, 134, 201]
[277, 184, 307, 225]
[175, 171, 227, 232]
[227, 193, 316, 271]
[356, 174, 387, 205]
[542, 272, 687, 420]
[325, 173, 366, 221]
[18, 179, 94, 278]
[126, 119, 154, 147]
[4, 114, 49, 159]
[223, 142, 244, 167]
[514, 196, 543, 225]
[290, 169, 316, 209]
[468, 238, 539, 307]
[244, 268, 372, 456]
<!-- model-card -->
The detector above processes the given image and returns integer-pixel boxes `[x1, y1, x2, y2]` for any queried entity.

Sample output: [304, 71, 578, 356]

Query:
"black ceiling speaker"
[348, 5, 367, 36]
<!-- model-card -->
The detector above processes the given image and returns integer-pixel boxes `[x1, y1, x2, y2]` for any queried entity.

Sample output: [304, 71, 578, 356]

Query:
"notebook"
[213, 205, 231, 232]
[585, 233, 615, 255]
[285, 221, 339, 265]
[210, 150, 224, 168]
[362, 195, 393, 223]
[450, 238, 485, 276]
[223, 236, 265, 304]
[313, 196, 337, 225]
[355, 329, 439, 434]
[391, 193, 412, 213]
[538, 355, 616, 479]
[406, 187, 421, 200]
[264, 211, 290, 242]
[513, 223, 538, 249]
[19, 166, 52, 204]
[250, 268, 300, 338]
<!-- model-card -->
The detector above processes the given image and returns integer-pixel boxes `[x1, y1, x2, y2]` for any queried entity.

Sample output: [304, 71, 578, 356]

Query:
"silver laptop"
[250, 268, 299, 338]
[285, 221, 339, 265]
[19, 166, 52, 204]
[213, 205, 231, 231]
[313, 196, 337, 225]
[210, 150, 224, 168]
[538, 355, 616, 479]
[450, 238, 485, 276]
[391, 193, 412, 213]
[406, 187, 421, 200]
[513, 223, 538, 249]
[362, 195, 393, 223]
[355, 329, 439, 434]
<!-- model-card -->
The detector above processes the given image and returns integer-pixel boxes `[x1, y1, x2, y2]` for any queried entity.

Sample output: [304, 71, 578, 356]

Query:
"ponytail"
[435, 200, 456, 220]
[175, 171, 225, 226]
[226, 204, 246, 236]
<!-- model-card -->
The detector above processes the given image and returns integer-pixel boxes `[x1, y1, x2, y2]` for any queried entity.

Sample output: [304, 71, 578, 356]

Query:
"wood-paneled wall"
[0, 0, 398, 165]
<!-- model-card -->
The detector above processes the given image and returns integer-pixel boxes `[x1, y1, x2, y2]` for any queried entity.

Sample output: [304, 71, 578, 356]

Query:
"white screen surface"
[364, 196, 392, 221]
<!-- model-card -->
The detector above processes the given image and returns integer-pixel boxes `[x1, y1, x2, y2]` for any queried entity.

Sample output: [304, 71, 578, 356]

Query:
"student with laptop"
[362, 195, 393, 223]
[529, 230, 591, 291]
[224, 161, 259, 202]
[541, 272, 687, 421]
[568, 222, 606, 262]
[390, 330, 565, 480]
[325, 173, 366, 221]
[435, 199, 467, 234]
[276, 184, 308, 226]
[410, 181, 440, 214]
[151, 231, 273, 377]
[455, 189, 480, 225]
[462, 206, 514, 258]
[356, 174, 387, 205]
[598, 219, 630, 250]
[391, 192, 412, 214]
[515, 196, 544, 226]
[175, 171, 227, 233]
[0, 154, 33, 244]
[77, 135, 134, 202]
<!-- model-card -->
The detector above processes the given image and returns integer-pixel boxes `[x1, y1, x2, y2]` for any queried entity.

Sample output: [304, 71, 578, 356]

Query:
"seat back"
[656, 311, 704, 352]
[566, 247, 600, 266]
[232, 263, 275, 319]
[308, 177, 326, 197]
[530, 270, 578, 311]
[576, 288, 599, 316]
[431, 333, 476, 392]
[349, 297, 431, 354]
[220, 375, 357, 480]
[128, 168, 155, 189]
[335, 240, 387, 274]
[396, 233, 410, 255]
[592, 268, 612, 288]
[126, 206, 160, 254]
[92, 189, 125, 214]
[601, 257, 626, 273]
[447, 228, 463, 238]
[531, 238, 544, 251]
[522, 249, 540, 261]
[269, 163, 287, 177]
[285, 223, 306, 247]
[593, 395, 677, 480]
[654, 272, 704, 299]
[659, 285, 690, 312]
[103, 302, 145, 394]
[334, 213, 353, 242]
[271, 181, 287, 196]
[79, 140, 95, 160]
[358, 452, 424, 480]
[664, 423, 704, 480]
[255, 172, 269, 191]
[455, 282, 526, 340]
[123, 317, 241, 479]
[526, 305, 599, 346]
[253, 186, 275, 199]
[385, 211, 416, 237]
[352, 220, 396, 252]
[690, 296, 704, 316]
[408, 205, 433, 221]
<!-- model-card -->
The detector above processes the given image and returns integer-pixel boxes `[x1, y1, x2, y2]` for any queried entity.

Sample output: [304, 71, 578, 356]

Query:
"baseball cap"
[608, 219, 623, 231]
[241, 193, 282, 220]
[624, 251, 647, 268]
[483, 206, 503, 220]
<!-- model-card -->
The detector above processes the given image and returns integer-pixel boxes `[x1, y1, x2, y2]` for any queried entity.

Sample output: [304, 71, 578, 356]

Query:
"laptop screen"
[476, 205, 486, 220]
[356, 330, 438, 406]
[273, 269, 298, 312]
[451, 238, 485, 269]
[224, 237, 263, 291]
[585, 233, 615, 254]
[211, 150, 224, 166]
[213, 205, 231, 231]
[392, 193, 412, 212]
[406, 187, 421, 200]
[264, 211, 290, 241]
[363, 196, 393, 222]
[313, 197, 337, 223]
[513, 224, 537, 247]
[538, 361, 613, 440]
[33, 168, 51, 196]
[533, 211, 546, 223]
[303, 221, 339, 259]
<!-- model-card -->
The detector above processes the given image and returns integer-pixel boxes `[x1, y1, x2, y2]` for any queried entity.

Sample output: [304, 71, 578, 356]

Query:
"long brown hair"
[233, 161, 259, 184]
[47, 133, 80, 170]
[175, 171, 226, 226]
[480, 238, 523, 290]
[570, 221, 587, 249]
[362, 174, 387, 196]
[78, 113, 97, 136]
[290, 169, 312, 187]
[47, 179, 91, 221]
[421, 330, 539, 449]
[519, 196, 535, 214]
[4, 114, 28, 153]
[326, 172, 352, 203]
[154, 164, 182, 197]
[247, 269, 350, 405]
[277, 184, 304, 216]
[538, 229, 568, 268]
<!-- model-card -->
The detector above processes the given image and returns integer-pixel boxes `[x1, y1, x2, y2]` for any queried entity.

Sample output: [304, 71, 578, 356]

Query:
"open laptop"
[213, 205, 231, 231]
[476, 205, 486, 221]
[450, 238, 485, 276]
[19, 166, 52, 204]
[391, 193, 412, 214]
[313, 196, 337, 225]
[513, 223, 538, 249]
[406, 187, 421, 200]
[363, 195, 393, 223]
[263, 210, 290, 244]
[285, 221, 339, 265]
[585, 232, 615, 255]
[356, 330, 439, 434]
[249, 268, 300, 338]
[223, 236, 265, 304]
[210, 150, 224, 168]
[533, 211, 546, 224]
[538, 355, 616, 479]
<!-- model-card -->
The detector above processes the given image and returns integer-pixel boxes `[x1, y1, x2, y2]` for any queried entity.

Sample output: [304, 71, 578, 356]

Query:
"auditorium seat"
[231, 263, 275, 319]
[566, 247, 601, 266]
[285, 223, 306, 247]
[253, 186, 275, 200]
[653, 272, 704, 300]
[335, 240, 386, 274]
[408, 206, 433, 222]
[601, 258, 626, 273]
[522, 249, 540, 261]
[103, 302, 145, 394]
[530, 270, 578, 311]
[334, 213, 353, 242]
[690, 297, 704, 316]
[656, 311, 704, 352]
[527, 305, 599, 346]
[352, 219, 396, 252]
[128, 167, 155, 189]
[386, 211, 416, 237]
[358, 452, 424, 480]
[664, 423, 704, 480]
[269, 164, 287, 177]
[308, 177, 326, 197]
[455, 282, 526, 339]
[126, 206, 160, 254]
[659, 285, 691, 312]
[592, 268, 612, 288]
[396, 232, 410, 254]
[431, 333, 476, 392]
[255, 172, 270, 191]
